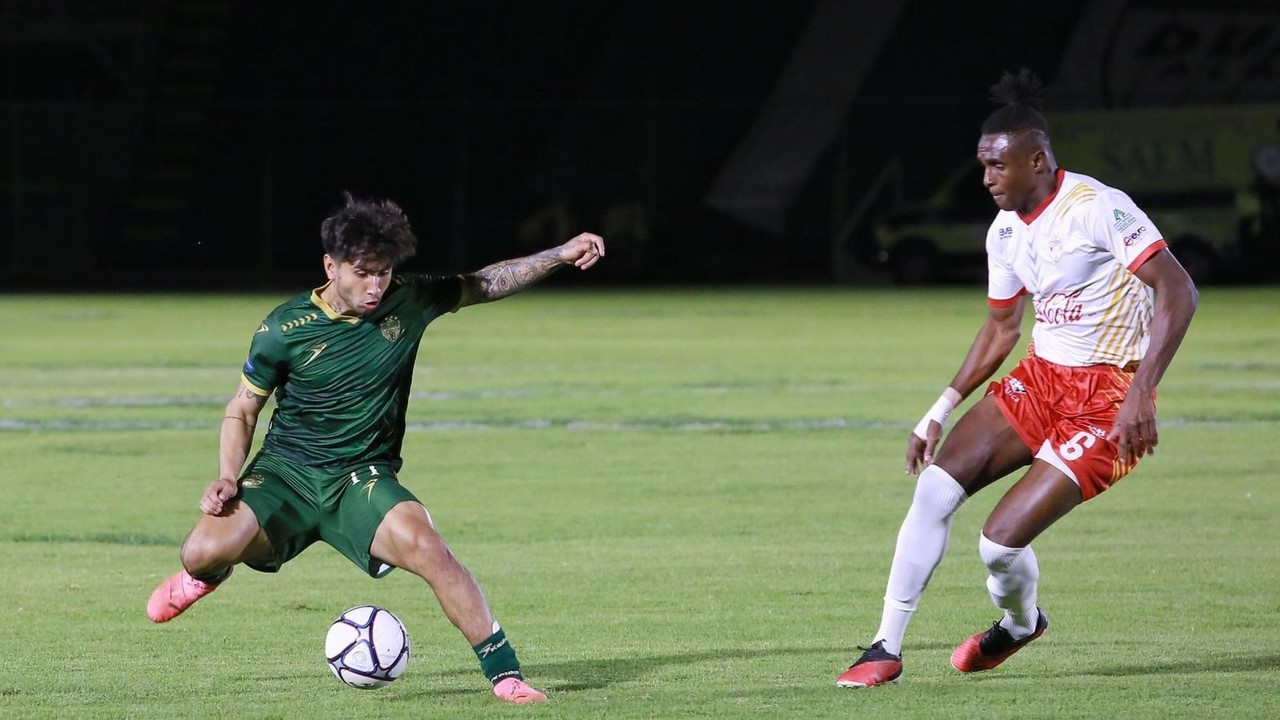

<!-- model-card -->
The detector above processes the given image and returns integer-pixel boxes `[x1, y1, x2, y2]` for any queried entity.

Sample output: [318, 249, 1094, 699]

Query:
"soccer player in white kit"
[837, 69, 1199, 688]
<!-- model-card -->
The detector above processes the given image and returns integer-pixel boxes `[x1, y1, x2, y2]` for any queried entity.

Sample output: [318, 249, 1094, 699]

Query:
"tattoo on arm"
[222, 415, 254, 430]
[224, 386, 268, 429]
[234, 385, 269, 405]
[466, 248, 564, 303]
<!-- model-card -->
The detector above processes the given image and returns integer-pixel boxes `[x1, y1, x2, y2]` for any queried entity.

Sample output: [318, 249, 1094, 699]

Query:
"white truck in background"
[875, 104, 1280, 284]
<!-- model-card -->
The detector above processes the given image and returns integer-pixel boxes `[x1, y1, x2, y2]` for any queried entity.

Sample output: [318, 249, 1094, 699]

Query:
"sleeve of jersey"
[240, 322, 284, 397]
[1096, 189, 1168, 273]
[403, 273, 465, 320]
[986, 223, 1026, 307]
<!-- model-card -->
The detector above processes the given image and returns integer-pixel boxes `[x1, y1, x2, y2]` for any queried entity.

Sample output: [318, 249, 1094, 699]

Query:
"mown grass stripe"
[2, 415, 1275, 433]
[9, 532, 176, 546]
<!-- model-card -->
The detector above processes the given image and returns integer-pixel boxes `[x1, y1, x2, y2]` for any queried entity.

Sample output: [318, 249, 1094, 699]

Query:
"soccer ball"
[325, 605, 411, 688]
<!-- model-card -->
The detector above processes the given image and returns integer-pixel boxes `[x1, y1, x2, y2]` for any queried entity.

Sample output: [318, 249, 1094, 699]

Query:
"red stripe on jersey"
[1127, 239, 1169, 273]
[988, 287, 1028, 308]
[1017, 168, 1067, 225]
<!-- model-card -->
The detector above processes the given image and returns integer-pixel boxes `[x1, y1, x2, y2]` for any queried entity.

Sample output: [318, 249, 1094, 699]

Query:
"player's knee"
[407, 531, 458, 570]
[179, 539, 218, 575]
[979, 517, 1020, 550]
[978, 532, 1024, 572]
[910, 465, 967, 519]
[179, 530, 235, 574]
[375, 522, 457, 579]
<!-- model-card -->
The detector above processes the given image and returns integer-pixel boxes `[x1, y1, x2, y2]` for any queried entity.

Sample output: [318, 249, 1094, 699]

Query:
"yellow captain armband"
[238, 376, 272, 401]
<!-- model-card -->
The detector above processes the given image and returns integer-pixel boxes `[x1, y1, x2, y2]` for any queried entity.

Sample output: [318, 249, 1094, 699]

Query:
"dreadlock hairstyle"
[980, 68, 1050, 138]
[319, 191, 419, 266]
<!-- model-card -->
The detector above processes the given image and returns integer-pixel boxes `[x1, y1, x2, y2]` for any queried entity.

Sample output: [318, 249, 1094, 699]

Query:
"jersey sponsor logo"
[998, 226, 1014, 240]
[1002, 376, 1028, 402]
[380, 315, 403, 342]
[1034, 289, 1085, 325]
[301, 342, 327, 367]
[281, 313, 319, 332]
[1113, 209, 1137, 233]
[240, 475, 264, 489]
[1122, 225, 1148, 247]
[243, 358, 255, 373]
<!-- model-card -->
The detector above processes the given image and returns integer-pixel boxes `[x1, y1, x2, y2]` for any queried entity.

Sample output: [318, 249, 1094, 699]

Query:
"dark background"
[3, 0, 1277, 289]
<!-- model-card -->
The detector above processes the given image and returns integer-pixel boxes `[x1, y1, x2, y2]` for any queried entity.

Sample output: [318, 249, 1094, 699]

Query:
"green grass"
[0, 287, 1277, 719]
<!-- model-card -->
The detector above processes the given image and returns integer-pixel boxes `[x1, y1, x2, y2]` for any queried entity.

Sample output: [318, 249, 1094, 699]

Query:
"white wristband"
[912, 387, 963, 440]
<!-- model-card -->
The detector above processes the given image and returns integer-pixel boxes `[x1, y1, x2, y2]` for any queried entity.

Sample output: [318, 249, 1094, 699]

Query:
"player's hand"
[905, 421, 942, 475]
[558, 232, 605, 270]
[1107, 390, 1158, 465]
[199, 476, 240, 516]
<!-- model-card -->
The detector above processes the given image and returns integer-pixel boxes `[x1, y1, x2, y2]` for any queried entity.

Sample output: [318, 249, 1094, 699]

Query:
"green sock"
[473, 625, 522, 684]
[191, 567, 231, 585]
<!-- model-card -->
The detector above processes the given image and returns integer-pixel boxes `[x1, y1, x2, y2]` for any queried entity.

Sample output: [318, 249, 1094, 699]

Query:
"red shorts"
[989, 353, 1148, 500]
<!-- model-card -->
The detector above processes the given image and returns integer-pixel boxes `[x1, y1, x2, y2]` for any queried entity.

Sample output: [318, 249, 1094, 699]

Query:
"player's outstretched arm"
[459, 232, 605, 307]
[905, 296, 1026, 474]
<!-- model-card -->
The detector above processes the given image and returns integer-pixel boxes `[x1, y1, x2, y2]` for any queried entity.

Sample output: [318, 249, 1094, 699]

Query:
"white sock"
[978, 533, 1040, 639]
[873, 465, 967, 656]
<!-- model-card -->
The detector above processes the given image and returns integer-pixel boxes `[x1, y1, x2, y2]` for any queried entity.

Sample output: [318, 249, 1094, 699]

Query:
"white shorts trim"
[1035, 439, 1080, 485]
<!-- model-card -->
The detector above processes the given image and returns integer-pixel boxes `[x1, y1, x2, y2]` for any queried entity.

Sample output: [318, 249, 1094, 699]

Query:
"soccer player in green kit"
[147, 192, 605, 704]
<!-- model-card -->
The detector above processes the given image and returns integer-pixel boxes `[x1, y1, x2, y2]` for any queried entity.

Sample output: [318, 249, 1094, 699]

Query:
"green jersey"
[240, 273, 463, 470]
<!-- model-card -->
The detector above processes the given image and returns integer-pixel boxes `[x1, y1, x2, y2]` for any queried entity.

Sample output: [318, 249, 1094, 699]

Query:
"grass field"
[1, 286, 1277, 719]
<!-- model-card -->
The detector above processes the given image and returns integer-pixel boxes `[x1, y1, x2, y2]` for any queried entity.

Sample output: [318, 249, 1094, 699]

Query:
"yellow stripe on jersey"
[1051, 183, 1098, 221]
[1088, 264, 1130, 362]
[241, 373, 272, 397]
[1088, 264, 1144, 364]
[1110, 276, 1154, 363]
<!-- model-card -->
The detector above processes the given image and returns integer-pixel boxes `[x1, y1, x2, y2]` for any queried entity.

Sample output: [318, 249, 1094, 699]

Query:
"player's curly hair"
[319, 191, 418, 266]
[980, 67, 1050, 137]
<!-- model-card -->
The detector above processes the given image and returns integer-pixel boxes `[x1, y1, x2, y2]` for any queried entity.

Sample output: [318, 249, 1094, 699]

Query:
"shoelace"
[850, 641, 896, 666]
[980, 621, 1017, 651]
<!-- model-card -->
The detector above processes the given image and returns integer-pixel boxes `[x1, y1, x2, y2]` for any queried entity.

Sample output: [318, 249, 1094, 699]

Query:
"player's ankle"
[189, 566, 232, 585]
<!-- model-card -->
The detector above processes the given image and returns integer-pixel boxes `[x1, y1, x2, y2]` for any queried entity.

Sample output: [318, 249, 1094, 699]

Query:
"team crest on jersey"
[1046, 232, 1065, 263]
[380, 315, 402, 342]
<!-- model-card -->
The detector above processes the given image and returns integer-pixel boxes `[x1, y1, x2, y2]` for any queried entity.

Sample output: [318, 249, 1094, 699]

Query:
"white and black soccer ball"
[325, 605, 411, 688]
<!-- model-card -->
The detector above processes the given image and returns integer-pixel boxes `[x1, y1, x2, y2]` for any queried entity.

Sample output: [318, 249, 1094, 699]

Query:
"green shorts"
[237, 452, 419, 578]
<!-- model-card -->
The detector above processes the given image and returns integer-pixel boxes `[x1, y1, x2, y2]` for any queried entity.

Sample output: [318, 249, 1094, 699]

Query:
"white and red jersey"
[986, 168, 1168, 368]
